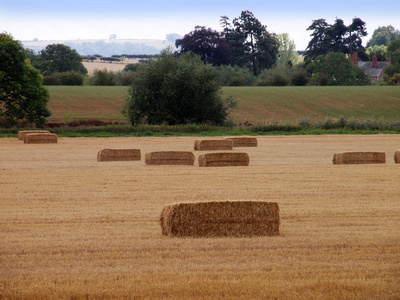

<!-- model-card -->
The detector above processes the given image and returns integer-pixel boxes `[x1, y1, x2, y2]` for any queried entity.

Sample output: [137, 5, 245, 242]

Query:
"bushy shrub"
[290, 69, 309, 86]
[216, 65, 257, 86]
[43, 71, 83, 85]
[90, 70, 116, 86]
[257, 67, 290, 86]
[43, 73, 62, 85]
[60, 71, 84, 85]
[124, 49, 236, 126]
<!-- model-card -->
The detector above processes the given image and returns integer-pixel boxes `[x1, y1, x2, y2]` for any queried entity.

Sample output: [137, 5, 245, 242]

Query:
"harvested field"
[225, 137, 258, 147]
[198, 152, 250, 167]
[194, 139, 233, 150]
[160, 201, 280, 237]
[332, 151, 386, 164]
[145, 151, 195, 165]
[23, 133, 58, 144]
[97, 148, 141, 162]
[1, 135, 399, 299]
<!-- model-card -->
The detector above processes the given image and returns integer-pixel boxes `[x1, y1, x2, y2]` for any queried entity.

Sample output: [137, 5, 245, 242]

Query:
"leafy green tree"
[124, 48, 236, 125]
[366, 25, 400, 47]
[384, 40, 400, 78]
[224, 11, 279, 75]
[175, 26, 231, 65]
[277, 33, 299, 66]
[306, 52, 370, 86]
[0, 33, 51, 127]
[366, 45, 387, 61]
[305, 18, 368, 61]
[34, 44, 87, 75]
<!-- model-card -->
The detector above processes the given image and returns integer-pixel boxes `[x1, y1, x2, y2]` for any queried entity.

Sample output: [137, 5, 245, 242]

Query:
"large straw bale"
[198, 152, 249, 167]
[395, 151, 400, 164]
[24, 133, 58, 144]
[160, 201, 280, 237]
[97, 148, 141, 162]
[225, 137, 258, 147]
[145, 151, 195, 165]
[194, 139, 233, 151]
[18, 130, 50, 140]
[332, 152, 386, 164]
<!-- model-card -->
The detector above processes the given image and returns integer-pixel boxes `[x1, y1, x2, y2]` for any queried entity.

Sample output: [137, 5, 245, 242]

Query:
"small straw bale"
[225, 137, 258, 147]
[194, 139, 233, 151]
[145, 151, 195, 165]
[18, 130, 50, 140]
[332, 152, 386, 164]
[160, 201, 280, 237]
[198, 152, 249, 167]
[394, 151, 400, 164]
[24, 133, 58, 144]
[97, 148, 141, 162]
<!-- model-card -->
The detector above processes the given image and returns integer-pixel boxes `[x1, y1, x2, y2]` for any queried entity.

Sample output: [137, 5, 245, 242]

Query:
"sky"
[1, 0, 400, 50]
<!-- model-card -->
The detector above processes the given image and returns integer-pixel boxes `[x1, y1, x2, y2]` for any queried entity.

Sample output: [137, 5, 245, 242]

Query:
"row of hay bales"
[97, 149, 251, 167]
[18, 130, 58, 144]
[333, 151, 400, 164]
[97, 137, 257, 166]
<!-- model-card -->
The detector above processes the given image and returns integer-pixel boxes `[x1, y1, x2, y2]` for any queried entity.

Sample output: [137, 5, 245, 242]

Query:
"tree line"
[1, 11, 400, 127]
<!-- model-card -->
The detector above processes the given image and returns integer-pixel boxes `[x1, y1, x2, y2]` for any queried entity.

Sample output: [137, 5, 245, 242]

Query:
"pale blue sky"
[1, 0, 400, 50]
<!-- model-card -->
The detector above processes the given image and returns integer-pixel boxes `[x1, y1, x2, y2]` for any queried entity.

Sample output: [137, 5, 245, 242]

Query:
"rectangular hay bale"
[194, 139, 233, 151]
[332, 152, 386, 164]
[160, 201, 280, 237]
[23, 133, 58, 144]
[18, 130, 50, 140]
[395, 151, 400, 164]
[97, 148, 141, 162]
[145, 151, 195, 165]
[198, 152, 249, 167]
[225, 137, 257, 147]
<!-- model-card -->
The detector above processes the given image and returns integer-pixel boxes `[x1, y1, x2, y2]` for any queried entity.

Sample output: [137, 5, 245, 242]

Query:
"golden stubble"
[1, 135, 399, 299]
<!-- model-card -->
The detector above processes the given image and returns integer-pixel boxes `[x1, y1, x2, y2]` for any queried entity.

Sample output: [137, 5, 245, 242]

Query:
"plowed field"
[1, 135, 399, 299]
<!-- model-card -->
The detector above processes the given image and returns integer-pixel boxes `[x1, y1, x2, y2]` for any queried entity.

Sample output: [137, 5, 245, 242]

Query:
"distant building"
[351, 52, 391, 78]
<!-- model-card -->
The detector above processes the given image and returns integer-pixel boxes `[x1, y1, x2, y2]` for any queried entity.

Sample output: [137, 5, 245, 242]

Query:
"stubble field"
[1, 135, 399, 299]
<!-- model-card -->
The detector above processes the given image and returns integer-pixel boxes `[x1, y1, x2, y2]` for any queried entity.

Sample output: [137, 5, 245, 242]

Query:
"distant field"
[46, 86, 400, 124]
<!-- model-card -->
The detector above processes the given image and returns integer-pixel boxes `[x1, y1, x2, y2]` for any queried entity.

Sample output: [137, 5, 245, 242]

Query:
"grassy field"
[46, 86, 400, 125]
[1, 135, 399, 298]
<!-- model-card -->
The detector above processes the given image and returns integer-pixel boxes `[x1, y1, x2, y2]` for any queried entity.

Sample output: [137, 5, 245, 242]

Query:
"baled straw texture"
[97, 148, 141, 162]
[395, 151, 400, 164]
[160, 201, 280, 237]
[24, 133, 58, 144]
[194, 139, 233, 151]
[225, 137, 258, 147]
[332, 152, 386, 164]
[18, 130, 50, 140]
[145, 151, 195, 165]
[198, 152, 249, 167]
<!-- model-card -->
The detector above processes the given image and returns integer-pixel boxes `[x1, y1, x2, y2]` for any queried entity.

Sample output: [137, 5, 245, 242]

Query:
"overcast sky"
[1, 0, 400, 50]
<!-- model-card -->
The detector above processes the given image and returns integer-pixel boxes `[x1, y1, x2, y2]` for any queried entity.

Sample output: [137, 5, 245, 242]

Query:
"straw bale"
[332, 152, 386, 164]
[18, 130, 50, 140]
[145, 151, 195, 165]
[97, 148, 141, 162]
[194, 139, 233, 151]
[23, 133, 58, 144]
[160, 201, 280, 237]
[198, 152, 249, 167]
[395, 151, 400, 164]
[225, 137, 258, 147]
